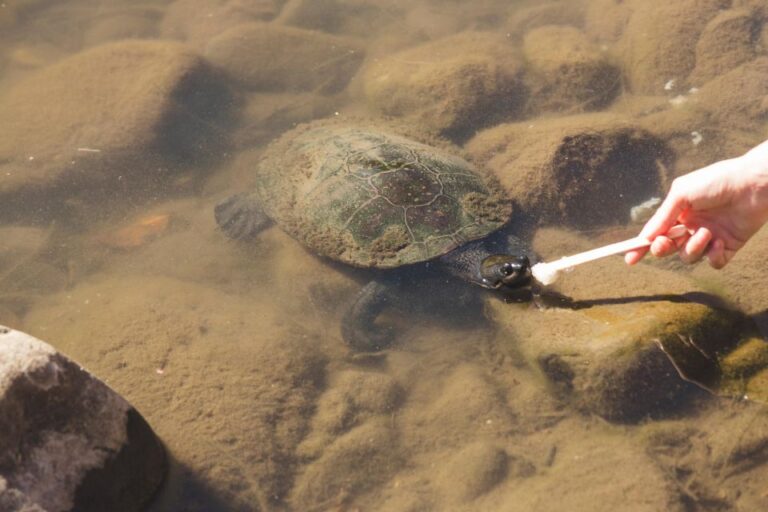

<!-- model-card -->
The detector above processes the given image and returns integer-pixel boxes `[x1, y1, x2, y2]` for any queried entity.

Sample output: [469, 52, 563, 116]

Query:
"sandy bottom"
[7, 194, 766, 511]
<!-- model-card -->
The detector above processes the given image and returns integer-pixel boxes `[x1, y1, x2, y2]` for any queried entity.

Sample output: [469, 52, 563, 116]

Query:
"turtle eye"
[500, 263, 515, 276]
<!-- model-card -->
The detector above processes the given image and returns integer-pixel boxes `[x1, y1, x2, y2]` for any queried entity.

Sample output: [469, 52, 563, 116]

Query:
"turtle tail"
[214, 193, 271, 240]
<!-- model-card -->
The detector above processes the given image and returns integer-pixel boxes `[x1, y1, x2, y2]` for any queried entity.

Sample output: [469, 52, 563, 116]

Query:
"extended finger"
[625, 247, 648, 265]
[680, 227, 713, 264]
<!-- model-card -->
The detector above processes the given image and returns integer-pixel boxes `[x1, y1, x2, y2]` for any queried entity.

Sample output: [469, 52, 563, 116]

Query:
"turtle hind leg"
[341, 279, 398, 351]
[214, 193, 271, 240]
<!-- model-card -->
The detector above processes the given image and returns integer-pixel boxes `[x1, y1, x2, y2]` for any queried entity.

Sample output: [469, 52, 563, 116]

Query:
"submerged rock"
[465, 114, 671, 229]
[694, 57, 768, 132]
[636, 104, 759, 176]
[161, 0, 283, 44]
[499, 298, 746, 423]
[205, 22, 365, 94]
[506, 2, 586, 37]
[361, 32, 526, 141]
[583, 0, 634, 43]
[274, 0, 344, 32]
[488, 228, 754, 423]
[0, 40, 233, 221]
[719, 337, 768, 401]
[616, 0, 727, 94]
[0, 326, 166, 512]
[233, 92, 339, 148]
[688, 8, 760, 85]
[522, 25, 621, 114]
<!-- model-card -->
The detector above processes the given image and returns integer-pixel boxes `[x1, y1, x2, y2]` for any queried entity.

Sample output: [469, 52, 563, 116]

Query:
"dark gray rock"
[0, 326, 166, 512]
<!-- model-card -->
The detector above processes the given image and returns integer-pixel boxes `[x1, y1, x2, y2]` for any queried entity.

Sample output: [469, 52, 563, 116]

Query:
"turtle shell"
[254, 122, 512, 268]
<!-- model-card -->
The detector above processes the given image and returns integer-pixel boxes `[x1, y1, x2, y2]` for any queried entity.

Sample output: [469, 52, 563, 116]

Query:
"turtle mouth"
[481, 272, 532, 290]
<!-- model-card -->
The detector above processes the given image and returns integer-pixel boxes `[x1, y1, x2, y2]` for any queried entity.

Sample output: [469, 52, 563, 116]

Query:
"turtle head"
[480, 254, 531, 289]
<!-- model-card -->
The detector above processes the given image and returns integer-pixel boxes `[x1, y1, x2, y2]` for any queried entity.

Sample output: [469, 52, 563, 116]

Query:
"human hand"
[625, 141, 768, 269]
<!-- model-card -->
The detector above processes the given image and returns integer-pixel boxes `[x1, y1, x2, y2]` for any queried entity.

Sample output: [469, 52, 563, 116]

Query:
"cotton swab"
[531, 224, 691, 286]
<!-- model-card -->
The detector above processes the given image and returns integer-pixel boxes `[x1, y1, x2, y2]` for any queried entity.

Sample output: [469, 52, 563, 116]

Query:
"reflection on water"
[3, 0, 768, 510]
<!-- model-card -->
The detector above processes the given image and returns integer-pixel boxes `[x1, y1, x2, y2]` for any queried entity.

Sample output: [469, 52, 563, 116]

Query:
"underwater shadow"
[749, 309, 768, 341]
[146, 453, 251, 512]
[532, 289, 736, 312]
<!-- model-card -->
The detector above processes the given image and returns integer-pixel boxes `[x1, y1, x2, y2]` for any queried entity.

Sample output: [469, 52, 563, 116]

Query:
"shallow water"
[3, 1, 768, 511]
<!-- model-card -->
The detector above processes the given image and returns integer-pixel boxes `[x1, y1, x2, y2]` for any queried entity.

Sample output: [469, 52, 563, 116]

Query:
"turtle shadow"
[749, 309, 768, 341]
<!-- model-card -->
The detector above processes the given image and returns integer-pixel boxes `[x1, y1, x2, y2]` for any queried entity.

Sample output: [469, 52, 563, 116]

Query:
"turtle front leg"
[341, 279, 398, 351]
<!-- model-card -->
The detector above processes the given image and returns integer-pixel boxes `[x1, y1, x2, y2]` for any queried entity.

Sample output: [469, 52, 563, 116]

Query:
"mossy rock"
[715, 338, 768, 402]
[487, 228, 756, 422]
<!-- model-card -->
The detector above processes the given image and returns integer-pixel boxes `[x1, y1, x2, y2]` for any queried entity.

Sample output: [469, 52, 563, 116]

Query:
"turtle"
[215, 121, 534, 350]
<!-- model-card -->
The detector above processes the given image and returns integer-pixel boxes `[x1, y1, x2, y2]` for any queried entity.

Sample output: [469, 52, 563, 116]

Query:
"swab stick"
[531, 224, 691, 285]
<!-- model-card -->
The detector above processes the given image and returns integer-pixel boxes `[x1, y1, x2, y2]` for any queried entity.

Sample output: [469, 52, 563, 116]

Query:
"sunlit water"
[3, 1, 768, 511]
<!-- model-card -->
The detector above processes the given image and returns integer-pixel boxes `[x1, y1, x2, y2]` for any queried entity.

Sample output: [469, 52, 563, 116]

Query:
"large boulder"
[233, 92, 339, 148]
[616, 0, 729, 94]
[638, 58, 768, 175]
[161, 0, 283, 44]
[0, 41, 233, 221]
[465, 114, 671, 229]
[522, 25, 621, 114]
[688, 8, 761, 85]
[583, 0, 634, 43]
[487, 227, 755, 422]
[361, 32, 526, 141]
[205, 22, 365, 94]
[506, 1, 586, 38]
[636, 103, 760, 176]
[0, 326, 166, 512]
[694, 57, 768, 132]
[273, 0, 345, 32]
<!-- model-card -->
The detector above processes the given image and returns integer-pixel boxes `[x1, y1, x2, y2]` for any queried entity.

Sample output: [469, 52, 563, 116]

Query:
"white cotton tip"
[531, 262, 561, 286]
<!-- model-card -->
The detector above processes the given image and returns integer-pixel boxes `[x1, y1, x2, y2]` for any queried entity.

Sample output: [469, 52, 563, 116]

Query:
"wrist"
[740, 141, 768, 215]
